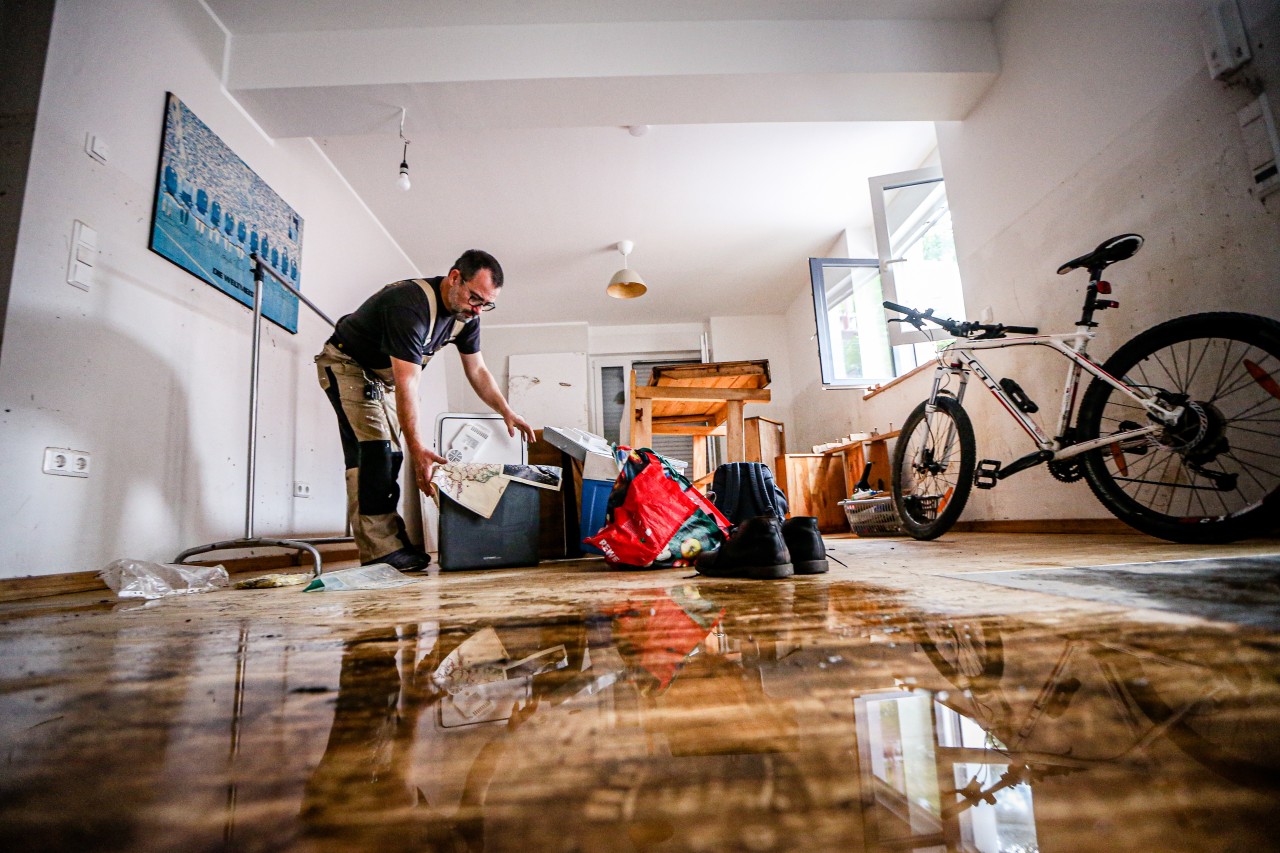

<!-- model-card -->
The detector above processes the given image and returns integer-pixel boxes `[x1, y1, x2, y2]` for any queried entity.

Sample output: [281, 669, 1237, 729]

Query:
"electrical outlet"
[293, 481, 312, 498]
[43, 447, 91, 478]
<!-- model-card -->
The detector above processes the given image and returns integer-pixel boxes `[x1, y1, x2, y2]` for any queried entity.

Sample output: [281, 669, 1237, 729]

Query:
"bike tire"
[1077, 312, 1280, 543]
[892, 395, 976, 540]
[917, 617, 1005, 691]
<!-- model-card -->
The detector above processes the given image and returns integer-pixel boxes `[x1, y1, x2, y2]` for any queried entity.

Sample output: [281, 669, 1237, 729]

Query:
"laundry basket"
[839, 496, 902, 536]
[840, 494, 943, 536]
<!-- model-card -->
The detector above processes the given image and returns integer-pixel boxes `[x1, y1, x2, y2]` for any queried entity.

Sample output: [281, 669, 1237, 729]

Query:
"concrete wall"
[0, 0, 423, 577]
[862, 0, 1280, 521]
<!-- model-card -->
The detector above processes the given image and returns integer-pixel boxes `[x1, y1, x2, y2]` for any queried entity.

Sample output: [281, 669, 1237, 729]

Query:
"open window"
[811, 166, 966, 386]
[871, 166, 966, 374]
[809, 257, 892, 386]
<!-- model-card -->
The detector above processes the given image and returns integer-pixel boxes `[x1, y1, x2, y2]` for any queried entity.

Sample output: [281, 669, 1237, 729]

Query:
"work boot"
[364, 546, 431, 572]
[696, 516, 793, 580]
[781, 516, 828, 575]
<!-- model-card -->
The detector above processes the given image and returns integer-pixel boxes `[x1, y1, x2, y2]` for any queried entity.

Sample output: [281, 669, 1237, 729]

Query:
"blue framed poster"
[149, 92, 303, 333]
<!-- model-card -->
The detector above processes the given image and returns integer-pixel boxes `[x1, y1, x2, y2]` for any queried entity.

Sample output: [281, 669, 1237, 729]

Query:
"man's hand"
[503, 410, 536, 444]
[412, 446, 448, 497]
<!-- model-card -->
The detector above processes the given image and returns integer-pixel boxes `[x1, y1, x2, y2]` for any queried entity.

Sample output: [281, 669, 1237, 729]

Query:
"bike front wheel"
[892, 395, 976, 540]
[1077, 312, 1280, 543]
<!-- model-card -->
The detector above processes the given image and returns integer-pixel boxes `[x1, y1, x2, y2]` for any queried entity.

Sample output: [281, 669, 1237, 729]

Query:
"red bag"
[586, 448, 730, 568]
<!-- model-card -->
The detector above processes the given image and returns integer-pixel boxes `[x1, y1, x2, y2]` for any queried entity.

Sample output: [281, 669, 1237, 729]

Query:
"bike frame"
[925, 325, 1185, 462]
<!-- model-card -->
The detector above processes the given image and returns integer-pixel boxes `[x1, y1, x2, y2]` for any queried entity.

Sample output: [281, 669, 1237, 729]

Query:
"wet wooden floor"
[2, 532, 1279, 852]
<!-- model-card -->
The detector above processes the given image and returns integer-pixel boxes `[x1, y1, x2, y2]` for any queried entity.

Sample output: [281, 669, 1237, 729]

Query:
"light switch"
[1238, 94, 1280, 199]
[67, 220, 97, 291]
[1200, 0, 1252, 79]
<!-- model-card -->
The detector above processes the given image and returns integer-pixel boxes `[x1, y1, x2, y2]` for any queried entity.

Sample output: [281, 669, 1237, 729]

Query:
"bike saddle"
[1056, 233, 1144, 275]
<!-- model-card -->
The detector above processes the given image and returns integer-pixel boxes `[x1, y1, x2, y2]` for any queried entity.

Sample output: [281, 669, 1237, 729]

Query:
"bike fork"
[926, 363, 969, 409]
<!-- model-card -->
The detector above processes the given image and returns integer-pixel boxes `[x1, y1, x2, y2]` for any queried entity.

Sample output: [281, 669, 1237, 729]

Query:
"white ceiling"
[203, 1, 1008, 326]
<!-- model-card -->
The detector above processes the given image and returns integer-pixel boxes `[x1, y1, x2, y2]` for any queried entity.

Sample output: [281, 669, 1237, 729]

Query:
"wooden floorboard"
[0, 540, 357, 603]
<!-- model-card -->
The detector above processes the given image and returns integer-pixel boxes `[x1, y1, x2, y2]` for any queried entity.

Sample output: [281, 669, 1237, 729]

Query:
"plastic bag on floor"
[99, 559, 230, 599]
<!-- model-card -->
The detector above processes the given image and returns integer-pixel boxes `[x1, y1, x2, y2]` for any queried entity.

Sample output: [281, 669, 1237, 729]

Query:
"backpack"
[708, 462, 789, 525]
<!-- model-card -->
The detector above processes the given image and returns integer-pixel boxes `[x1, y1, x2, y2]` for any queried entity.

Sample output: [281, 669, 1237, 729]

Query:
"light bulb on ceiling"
[607, 239, 647, 299]
[397, 154, 411, 191]
[396, 106, 411, 192]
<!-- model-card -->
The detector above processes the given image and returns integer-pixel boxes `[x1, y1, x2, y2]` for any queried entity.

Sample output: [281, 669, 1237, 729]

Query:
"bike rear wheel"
[892, 395, 976, 540]
[1077, 312, 1280, 543]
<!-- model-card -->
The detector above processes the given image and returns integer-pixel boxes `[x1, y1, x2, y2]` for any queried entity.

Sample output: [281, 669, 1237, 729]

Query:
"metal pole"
[173, 254, 340, 577]
[245, 259, 264, 539]
[253, 258, 336, 328]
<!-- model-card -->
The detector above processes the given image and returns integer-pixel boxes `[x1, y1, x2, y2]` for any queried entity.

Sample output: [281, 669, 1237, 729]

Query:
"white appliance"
[434, 412, 527, 465]
[419, 413, 529, 556]
[431, 413, 536, 570]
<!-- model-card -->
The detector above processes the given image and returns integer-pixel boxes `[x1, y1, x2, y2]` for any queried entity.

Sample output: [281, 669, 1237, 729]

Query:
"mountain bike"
[881, 233, 1280, 543]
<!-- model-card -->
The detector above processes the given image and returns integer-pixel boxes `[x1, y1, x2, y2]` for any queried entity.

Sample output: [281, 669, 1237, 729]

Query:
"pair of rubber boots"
[696, 516, 828, 580]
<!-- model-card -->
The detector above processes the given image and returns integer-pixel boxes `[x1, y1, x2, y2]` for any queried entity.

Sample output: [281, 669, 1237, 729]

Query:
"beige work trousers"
[315, 341, 410, 563]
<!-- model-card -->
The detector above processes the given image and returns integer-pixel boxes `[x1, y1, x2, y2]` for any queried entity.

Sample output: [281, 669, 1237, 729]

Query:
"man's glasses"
[460, 284, 497, 312]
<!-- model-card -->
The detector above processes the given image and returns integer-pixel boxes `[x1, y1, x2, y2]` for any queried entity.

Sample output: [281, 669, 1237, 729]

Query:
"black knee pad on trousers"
[357, 440, 403, 515]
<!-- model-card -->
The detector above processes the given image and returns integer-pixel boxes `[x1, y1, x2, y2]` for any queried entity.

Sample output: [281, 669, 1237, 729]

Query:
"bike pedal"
[975, 459, 1001, 489]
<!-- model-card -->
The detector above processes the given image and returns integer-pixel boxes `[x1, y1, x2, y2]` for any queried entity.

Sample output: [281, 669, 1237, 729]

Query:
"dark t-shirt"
[331, 277, 480, 370]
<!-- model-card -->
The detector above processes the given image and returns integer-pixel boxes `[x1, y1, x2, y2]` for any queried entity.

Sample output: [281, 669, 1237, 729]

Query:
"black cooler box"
[438, 479, 543, 570]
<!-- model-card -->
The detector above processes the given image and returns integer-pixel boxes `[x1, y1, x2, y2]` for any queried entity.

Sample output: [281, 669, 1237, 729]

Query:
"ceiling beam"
[223, 18, 999, 137]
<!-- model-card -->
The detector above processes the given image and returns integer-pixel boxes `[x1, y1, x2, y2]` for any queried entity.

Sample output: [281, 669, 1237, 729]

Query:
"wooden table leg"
[725, 400, 745, 461]
[692, 437, 708, 480]
[633, 399, 653, 450]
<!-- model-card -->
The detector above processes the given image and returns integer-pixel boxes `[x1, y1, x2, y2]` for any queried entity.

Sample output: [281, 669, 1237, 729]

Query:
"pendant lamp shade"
[607, 240, 647, 299]
[607, 268, 647, 299]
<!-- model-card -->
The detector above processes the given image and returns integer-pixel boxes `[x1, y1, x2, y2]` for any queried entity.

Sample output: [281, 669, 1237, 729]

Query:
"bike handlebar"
[882, 301, 1039, 339]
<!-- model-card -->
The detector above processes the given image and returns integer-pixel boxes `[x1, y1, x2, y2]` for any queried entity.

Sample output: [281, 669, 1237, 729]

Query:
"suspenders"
[412, 278, 468, 367]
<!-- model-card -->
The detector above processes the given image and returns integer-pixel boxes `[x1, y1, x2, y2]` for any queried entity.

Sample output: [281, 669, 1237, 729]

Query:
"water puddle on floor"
[1, 579, 1278, 851]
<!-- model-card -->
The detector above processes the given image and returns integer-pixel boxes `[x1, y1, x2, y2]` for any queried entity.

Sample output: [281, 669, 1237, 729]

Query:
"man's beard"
[450, 310, 474, 323]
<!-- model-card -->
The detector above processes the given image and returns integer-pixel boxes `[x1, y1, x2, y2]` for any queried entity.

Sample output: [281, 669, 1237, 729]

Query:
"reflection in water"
[299, 620, 583, 851]
[1, 580, 1279, 851]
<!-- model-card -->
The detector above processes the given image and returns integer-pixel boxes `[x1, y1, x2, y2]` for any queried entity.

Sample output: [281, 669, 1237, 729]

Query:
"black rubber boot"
[696, 516, 793, 580]
[781, 516, 828, 574]
[364, 546, 431, 572]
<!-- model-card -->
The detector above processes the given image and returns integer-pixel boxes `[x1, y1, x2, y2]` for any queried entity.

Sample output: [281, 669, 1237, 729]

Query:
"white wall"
[782, 287, 864, 453]
[862, 0, 1280, 522]
[444, 322, 591, 416]
[707, 315, 795, 426]
[587, 322, 706, 357]
[0, 0, 423, 577]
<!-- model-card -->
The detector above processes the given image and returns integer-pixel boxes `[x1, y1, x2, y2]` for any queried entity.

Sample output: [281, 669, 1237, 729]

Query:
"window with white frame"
[811, 166, 966, 386]
[809, 258, 893, 385]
